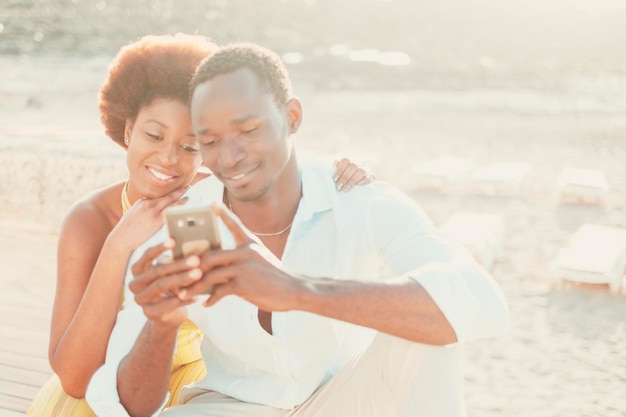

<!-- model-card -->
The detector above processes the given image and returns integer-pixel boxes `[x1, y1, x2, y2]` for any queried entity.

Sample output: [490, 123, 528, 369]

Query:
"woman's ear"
[285, 97, 303, 134]
[124, 120, 133, 146]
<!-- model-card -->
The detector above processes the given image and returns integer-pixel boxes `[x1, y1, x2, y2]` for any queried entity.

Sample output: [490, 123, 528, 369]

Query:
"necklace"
[225, 192, 293, 237]
[121, 182, 132, 215]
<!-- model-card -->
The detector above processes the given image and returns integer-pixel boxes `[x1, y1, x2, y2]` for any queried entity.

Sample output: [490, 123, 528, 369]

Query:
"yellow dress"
[27, 185, 206, 416]
[27, 322, 206, 416]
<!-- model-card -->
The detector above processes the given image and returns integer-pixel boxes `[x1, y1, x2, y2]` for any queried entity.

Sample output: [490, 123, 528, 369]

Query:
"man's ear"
[285, 97, 303, 134]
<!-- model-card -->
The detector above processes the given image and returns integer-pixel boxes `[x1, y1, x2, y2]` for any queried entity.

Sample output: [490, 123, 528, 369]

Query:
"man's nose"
[219, 137, 246, 168]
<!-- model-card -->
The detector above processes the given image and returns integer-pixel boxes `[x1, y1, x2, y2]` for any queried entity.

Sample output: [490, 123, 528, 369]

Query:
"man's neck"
[226, 157, 302, 235]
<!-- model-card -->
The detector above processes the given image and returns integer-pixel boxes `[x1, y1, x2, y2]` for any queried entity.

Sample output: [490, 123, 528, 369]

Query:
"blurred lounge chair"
[550, 223, 626, 294]
[555, 167, 610, 206]
[469, 162, 530, 196]
[411, 156, 475, 193]
[439, 211, 505, 271]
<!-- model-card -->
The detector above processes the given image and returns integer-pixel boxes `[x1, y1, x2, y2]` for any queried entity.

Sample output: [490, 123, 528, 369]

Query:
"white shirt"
[86, 158, 508, 416]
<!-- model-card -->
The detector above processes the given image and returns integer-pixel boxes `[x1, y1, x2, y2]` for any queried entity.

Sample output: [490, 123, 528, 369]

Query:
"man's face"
[191, 68, 300, 202]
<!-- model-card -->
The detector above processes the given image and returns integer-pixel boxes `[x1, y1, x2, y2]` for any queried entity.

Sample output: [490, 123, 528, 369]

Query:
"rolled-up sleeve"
[407, 255, 509, 342]
[368, 184, 509, 343]
[86, 305, 168, 416]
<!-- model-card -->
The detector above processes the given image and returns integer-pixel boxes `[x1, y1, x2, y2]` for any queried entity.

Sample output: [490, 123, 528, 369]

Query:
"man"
[87, 43, 508, 417]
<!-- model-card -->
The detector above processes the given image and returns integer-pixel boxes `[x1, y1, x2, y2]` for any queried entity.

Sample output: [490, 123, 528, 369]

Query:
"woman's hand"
[109, 187, 188, 252]
[333, 157, 376, 192]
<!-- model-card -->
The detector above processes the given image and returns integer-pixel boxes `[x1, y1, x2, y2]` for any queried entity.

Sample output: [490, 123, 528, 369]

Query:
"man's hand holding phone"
[129, 240, 204, 328]
[180, 203, 303, 313]
[128, 205, 223, 326]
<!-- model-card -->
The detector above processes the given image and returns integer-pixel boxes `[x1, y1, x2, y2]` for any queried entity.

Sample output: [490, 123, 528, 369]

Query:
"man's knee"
[366, 332, 463, 389]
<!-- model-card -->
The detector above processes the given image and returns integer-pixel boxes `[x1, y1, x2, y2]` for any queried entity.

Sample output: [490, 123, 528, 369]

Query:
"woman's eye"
[147, 133, 162, 140]
[181, 144, 198, 153]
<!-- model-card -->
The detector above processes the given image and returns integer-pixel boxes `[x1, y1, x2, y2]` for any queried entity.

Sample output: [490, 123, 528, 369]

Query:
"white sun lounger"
[469, 162, 530, 196]
[555, 167, 610, 206]
[412, 156, 475, 192]
[551, 223, 626, 293]
[439, 211, 505, 271]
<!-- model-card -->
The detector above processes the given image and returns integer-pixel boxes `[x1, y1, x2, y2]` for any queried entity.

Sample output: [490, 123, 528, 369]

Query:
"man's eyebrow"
[196, 115, 260, 135]
[232, 115, 259, 125]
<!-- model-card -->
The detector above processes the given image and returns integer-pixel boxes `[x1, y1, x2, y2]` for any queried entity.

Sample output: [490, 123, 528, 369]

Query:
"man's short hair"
[190, 43, 293, 107]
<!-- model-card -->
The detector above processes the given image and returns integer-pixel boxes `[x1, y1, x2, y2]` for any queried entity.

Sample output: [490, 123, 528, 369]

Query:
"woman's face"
[125, 98, 202, 200]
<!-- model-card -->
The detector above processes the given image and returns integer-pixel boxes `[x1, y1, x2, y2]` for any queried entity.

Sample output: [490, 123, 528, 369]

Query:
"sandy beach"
[2, 1, 626, 416]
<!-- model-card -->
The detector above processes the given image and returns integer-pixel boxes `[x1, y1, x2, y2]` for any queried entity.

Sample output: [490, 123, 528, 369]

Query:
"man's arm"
[295, 275, 457, 344]
[116, 321, 178, 417]
[86, 241, 202, 417]
[185, 202, 507, 345]
[120, 241, 204, 416]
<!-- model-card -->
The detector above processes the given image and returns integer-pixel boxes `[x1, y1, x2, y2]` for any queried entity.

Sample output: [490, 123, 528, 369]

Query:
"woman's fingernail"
[358, 179, 366, 186]
[177, 289, 187, 299]
[332, 174, 339, 182]
[336, 182, 343, 191]
[343, 184, 351, 192]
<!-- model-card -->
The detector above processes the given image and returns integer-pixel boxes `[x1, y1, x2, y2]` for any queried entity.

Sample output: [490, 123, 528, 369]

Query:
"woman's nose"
[158, 143, 179, 166]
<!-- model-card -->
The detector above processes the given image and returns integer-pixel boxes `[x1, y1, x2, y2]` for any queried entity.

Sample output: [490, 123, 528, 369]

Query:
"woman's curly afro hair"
[99, 33, 217, 148]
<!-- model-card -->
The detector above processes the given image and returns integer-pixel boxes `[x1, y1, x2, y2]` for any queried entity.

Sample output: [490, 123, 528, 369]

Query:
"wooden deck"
[0, 223, 57, 416]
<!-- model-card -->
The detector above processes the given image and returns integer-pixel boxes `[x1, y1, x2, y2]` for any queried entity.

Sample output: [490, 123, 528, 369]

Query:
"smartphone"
[165, 205, 222, 259]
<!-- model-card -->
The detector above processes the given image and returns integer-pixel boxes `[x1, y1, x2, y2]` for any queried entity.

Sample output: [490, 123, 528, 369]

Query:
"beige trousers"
[161, 333, 466, 417]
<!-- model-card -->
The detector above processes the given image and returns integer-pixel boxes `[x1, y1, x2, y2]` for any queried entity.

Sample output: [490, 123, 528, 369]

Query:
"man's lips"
[221, 165, 258, 182]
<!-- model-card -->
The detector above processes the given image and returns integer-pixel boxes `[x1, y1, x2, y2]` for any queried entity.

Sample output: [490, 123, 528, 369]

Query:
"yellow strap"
[121, 182, 132, 214]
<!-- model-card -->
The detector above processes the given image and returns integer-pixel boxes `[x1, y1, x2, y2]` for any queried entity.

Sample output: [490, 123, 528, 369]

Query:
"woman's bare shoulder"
[60, 181, 125, 239]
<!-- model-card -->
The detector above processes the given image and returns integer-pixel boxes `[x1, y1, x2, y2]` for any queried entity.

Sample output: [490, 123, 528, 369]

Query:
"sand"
[2, 51, 626, 417]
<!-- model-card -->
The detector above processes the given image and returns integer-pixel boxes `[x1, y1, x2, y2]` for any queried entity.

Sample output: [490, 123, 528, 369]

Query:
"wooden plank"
[0, 324, 48, 345]
[0, 364, 50, 387]
[0, 336, 47, 358]
[0, 223, 58, 415]
[0, 379, 40, 399]
[0, 393, 31, 414]
[0, 350, 51, 374]
[0, 304, 51, 328]
[0, 405, 28, 417]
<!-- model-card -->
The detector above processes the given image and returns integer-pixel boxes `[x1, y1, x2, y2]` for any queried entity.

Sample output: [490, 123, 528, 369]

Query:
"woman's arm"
[48, 201, 130, 397]
[49, 187, 187, 398]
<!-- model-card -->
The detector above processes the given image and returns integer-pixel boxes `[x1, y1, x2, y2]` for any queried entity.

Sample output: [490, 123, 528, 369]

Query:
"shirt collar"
[186, 157, 335, 226]
[294, 156, 335, 226]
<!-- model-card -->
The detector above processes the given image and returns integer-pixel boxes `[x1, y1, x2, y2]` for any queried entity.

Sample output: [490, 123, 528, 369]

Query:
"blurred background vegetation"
[2, 0, 626, 91]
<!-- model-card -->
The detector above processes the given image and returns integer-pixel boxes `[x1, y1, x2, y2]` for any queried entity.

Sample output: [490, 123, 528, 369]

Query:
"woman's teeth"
[149, 167, 173, 181]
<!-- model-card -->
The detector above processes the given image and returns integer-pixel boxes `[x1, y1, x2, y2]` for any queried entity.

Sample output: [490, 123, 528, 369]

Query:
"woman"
[28, 34, 373, 417]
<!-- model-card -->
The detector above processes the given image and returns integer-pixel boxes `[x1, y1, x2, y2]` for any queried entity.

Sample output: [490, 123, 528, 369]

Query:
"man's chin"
[227, 182, 271, 203]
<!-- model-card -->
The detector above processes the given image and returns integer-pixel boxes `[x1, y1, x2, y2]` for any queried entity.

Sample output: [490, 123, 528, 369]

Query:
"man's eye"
[201, 139, 217, 146]
[242, 126, 259, 135]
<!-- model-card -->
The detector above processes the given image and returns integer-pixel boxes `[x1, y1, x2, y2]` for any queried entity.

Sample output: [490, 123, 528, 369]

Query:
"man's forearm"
[297, 276, 457, 345]
[117, 322, 178, 417]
